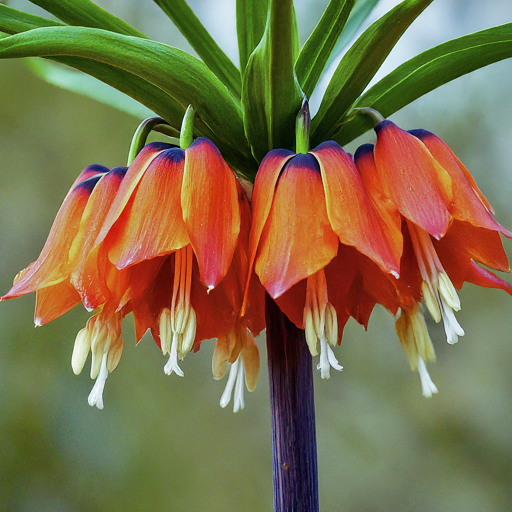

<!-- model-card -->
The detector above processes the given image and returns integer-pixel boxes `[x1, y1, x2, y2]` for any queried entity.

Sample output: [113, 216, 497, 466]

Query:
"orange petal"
[435, 220, 510, 272]
[274, 279, 307, 330]
[242, 149, 294, 313]
[182, 138, 240, 289]
[465, 262, 512, 295]
[67, 164, 109, 193]
[374, 120, 452, 238]
[2, 173, 103, 299]
[93, 142, 171, 248]
[106, 149, 190, 269]
[255, 153, 339, 298]
[34, 280, 81, 326]
[410, 129, 511, 237]
[312, 141, 401, 275]
[69, 167, 127, 300]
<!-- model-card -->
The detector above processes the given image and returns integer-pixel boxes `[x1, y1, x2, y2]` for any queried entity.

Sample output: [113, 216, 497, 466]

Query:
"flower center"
[407, 221, 465, 344]
[303, 269, 342, 379]
[159, 245, 197, 376]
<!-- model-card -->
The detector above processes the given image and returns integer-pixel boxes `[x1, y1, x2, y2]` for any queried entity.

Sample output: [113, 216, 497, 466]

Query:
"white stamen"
[220, 357, 240, 409]
[233, 357, 246, 413]
[316, 334, 343, 379]
[417, 356, 438, 398]
[164, 332, 184, 377]
[88, 352, 109, 410]
[440, 300, 465, 344]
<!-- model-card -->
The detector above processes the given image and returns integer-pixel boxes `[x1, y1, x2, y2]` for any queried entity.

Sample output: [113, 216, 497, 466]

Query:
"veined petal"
[243, 149, 294, 312]
[93, 142, 171, 248]
[67, 164, 109, 194]
[107, 150, 190, 269]
[255, 154, 339, 298]
[410, 129, 511, 237]
[182, 138, 240, 290]
[274, 279, 307, 330]
[465, 262, 512, 295]
[312, 141, 401, 275]
[70, 167, 127, 300]
[374, 120, 452, 239]
[2, 173, 103, 300]
[435, 220, 510, 272]
[34, 280, 81, 326]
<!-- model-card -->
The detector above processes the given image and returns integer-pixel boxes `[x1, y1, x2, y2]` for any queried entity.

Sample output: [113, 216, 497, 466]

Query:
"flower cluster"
[3, 119, 510, 408]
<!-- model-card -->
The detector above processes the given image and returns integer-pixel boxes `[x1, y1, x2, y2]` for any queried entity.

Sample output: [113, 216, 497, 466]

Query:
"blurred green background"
[1, 1, 512, 511]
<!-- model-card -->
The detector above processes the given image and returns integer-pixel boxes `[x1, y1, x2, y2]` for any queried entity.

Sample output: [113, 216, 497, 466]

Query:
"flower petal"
[93, 142, 171, 248]
[465, 262, 512, 295]
[374, 120, 452, 238]
[435, 220, 510, 273]
[312, 141, 401, 275]
[34, 280, 81, 326]
[181, 138, 240, 289]
[2, 173, 103, 300]
[107, 150, 190, 269]
[255, 154, 339, 298]
[410, 129, 511, 237]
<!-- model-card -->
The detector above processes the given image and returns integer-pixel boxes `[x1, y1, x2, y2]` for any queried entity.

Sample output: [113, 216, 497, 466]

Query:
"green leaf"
[0, 5, 185, 127]
[26, 58, 155, 119]
[241, 0, 303, 160]
[0, 4, 62, 33]
[236, 0, 269, 72]
[153, 0, 241, 98]
[295, 0, 356, 98]
[0, 26, 255, 175]
[27, 0, 145, 37]
[325, 0, 381, 69]
[311, 0, 433, 145]
[333, 22, 512, 145]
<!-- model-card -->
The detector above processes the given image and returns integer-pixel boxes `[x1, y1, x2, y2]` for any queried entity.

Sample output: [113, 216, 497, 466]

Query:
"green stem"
[127, 116, 171, 165]
[351, 107, 385, 127]
[180, 105, 196, 150]
[295, 98, 311, 154]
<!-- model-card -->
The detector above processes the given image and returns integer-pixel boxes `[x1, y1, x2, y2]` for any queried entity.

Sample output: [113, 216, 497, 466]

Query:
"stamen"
[233, 357, 246, 413]
[220, 357, 240, 409]
[88, 352, 109, 410]
[304, 269, 342, 377]
[417, 356, 438, 398]
[407, 221, 464, 344]
[317, 334, 343, 379]
[164, 332, 184, 377]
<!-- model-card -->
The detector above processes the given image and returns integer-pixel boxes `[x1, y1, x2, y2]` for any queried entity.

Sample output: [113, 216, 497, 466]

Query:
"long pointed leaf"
[153, 0, 241, 98]
[0, 6, 184, 126]
[241, 0, 303, 160]
[28, 0, 145, 37]
[236, 0, 269, 72]
[0, 27, 250, 161]
[333, 22, 512, 145]
[26, 58, 155, 119]
[325, 0, 381, 70]
[311, 0, 433, 145]
[295, 0, 356, 98]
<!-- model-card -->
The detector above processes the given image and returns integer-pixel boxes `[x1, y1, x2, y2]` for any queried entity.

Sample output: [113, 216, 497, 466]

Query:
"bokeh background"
[1, 0, 512, 510]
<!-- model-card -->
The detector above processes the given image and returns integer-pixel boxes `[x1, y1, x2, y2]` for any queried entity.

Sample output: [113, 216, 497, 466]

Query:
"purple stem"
[265, 294, 319, 512]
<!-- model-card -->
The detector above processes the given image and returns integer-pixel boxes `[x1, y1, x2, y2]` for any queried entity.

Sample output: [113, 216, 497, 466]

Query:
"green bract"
[0, 0, 511, 181]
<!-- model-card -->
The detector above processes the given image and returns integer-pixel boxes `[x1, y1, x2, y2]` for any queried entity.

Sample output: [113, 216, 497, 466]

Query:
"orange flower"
[85, 139, 264, 411]
[355, 123, 512, 395]
[246, 141, 401, 378]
